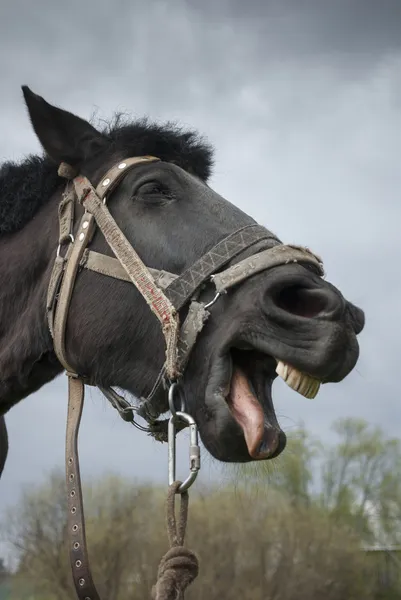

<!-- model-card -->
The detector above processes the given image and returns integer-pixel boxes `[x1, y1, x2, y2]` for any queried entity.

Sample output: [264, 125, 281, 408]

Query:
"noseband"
[47, 155, 324, 599]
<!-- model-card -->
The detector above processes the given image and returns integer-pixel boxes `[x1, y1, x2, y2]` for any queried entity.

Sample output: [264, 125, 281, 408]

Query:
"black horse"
[0, 87, 364, 473]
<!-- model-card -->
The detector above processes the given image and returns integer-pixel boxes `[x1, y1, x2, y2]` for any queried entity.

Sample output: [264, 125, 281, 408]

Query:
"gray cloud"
[189, 0, 401, 58]
[0, 0, 400, 535]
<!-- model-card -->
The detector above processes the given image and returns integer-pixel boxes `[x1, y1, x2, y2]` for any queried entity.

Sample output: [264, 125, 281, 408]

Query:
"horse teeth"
[275, 360, 321, 399]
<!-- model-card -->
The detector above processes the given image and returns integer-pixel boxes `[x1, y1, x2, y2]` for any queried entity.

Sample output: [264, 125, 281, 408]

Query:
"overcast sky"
[0, 0, 400, 532]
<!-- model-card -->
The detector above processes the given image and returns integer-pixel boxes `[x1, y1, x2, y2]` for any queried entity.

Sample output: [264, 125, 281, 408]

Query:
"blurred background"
[0, 0, 400, 598]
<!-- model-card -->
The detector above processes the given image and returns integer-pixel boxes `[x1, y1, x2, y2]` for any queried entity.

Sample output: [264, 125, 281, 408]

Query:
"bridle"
[47, 155, 324, 599]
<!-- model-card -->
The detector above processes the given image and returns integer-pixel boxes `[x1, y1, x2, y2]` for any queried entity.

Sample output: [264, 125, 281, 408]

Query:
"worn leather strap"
[81, 249, 177, 290]
[164, 224, 278, 310]
[212, 244, 324, 293]
[66, 376, 101, 600]
[58, 187, 75, 244]
[47, 189, 76, 338]
[176, 301, 210, 372]
[53, 212, 96, 374]
[47, 255, 67, 338]
[95, 156, 160, 200]
[74, 176, 180, 379]
[136, 299, 212, 426]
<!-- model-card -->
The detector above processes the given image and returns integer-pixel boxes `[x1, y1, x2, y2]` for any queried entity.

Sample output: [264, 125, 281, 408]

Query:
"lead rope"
[152, 482, 199, 600]
[151, 387, 201, 598]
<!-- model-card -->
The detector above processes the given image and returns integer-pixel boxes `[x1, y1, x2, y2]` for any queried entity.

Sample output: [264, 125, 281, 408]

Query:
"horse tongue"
[227, 368, 265, 458]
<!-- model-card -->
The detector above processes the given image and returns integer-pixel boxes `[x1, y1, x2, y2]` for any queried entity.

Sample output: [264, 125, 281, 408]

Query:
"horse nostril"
[274, 284, 335, 319]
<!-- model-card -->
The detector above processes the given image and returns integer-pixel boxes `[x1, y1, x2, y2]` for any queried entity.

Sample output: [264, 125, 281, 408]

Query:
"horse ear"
[21, 86, 106, 166]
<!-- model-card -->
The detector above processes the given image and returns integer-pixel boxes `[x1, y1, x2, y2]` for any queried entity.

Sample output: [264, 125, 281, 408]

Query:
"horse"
[0, 86, 365, 598]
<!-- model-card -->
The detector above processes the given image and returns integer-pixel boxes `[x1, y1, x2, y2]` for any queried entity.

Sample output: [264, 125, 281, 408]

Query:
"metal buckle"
[56, 233, 75, 258]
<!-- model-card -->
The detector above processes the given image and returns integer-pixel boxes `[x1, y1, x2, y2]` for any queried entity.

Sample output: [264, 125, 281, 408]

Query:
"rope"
[152, 482, 199, 600]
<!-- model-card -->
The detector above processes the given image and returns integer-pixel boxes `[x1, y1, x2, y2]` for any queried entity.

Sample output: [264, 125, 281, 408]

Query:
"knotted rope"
[152, 481, 199, 600]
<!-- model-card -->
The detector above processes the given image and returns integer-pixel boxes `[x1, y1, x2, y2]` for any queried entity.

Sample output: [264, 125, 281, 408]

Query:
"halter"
[47, 155, 324, 600]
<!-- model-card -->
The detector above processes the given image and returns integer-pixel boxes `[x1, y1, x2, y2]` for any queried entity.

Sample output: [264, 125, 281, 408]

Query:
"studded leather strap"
[95, 155, 160, 200]
[66, 376, 101, 600]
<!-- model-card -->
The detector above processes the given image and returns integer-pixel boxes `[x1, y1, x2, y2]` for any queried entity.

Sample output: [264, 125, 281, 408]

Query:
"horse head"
[0, 87, 364, 467]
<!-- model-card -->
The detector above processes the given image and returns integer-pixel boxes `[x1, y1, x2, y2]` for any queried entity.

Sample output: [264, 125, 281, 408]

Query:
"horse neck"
[0, 197, 62, 411]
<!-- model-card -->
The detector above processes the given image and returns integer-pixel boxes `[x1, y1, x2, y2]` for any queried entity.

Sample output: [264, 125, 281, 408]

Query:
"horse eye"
[138, 182, 174, 203]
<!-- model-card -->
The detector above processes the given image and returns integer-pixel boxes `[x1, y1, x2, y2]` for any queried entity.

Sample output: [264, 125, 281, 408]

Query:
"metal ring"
[56, 233, 75, 257]
[168, 382, 186, 417]
[204, 292, 221, 310]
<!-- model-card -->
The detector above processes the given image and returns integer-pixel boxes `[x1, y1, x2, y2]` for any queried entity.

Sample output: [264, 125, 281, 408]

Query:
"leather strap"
[164, 224, 278, 310]
[74, 176, 180, 379]
[95, 156, 160, 201]
[66, 376, 101, 600]
[47, 255, 67, 338]
[58, 187, 75, 244]
[47, 189, 76, 338]
[176, 301, 210, 373]
[53, 212, 96, 374]
[136, 300, 211, 425]
[81, 249, 177, 290]
[212, 244, 324, 293]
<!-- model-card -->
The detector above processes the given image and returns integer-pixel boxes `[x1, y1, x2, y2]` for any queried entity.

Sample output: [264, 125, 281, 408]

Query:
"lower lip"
[250, 428, 281, 459]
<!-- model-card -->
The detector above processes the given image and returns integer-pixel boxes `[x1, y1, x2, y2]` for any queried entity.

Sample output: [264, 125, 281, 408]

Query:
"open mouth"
[210, 342, 322, 461]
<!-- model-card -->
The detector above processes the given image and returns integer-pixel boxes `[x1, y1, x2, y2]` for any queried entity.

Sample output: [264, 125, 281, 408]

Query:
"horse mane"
[0, 114, 214, 235]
